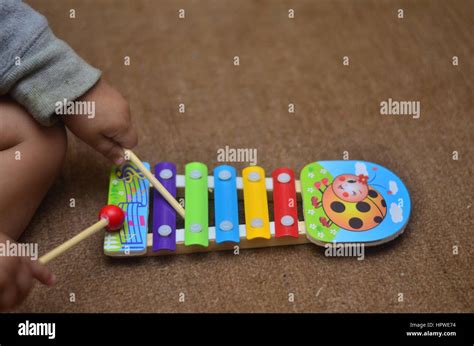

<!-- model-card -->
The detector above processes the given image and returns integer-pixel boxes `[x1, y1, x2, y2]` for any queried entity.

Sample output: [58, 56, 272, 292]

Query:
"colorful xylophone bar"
[104, 160, 411, 257]
[104, 162, 308, 257]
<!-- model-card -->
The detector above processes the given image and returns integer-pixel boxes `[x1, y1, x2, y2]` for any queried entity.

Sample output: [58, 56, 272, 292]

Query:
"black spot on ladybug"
[330, 201, 345, 213]
[374, 216, 383, 223]
[381, 199, 386, 208]
[356, 202, 371, 212]
[349, 217, 363, 229]
[368, 190, 378, 198]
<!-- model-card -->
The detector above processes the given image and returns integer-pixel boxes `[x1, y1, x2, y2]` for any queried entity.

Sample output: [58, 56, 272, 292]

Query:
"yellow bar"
[242, 166, 271, 240]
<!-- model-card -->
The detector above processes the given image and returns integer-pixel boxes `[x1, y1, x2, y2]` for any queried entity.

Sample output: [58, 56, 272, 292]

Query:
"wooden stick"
[124, 149, 186, 219]
[39, 218, 108, 264]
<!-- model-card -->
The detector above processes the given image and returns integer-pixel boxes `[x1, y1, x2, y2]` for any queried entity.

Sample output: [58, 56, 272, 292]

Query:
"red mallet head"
[99, 205, 125, 231]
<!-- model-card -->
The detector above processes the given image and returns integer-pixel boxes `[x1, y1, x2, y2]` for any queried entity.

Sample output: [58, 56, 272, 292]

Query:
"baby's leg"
[0, 97, 67, 240]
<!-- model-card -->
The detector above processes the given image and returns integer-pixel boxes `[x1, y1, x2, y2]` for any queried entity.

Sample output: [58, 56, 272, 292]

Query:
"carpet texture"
[17, 0, 473, 312]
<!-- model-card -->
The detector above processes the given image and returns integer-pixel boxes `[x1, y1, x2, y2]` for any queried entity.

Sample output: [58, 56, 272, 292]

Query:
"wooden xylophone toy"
[38, 150, 411, 263]
[103, 156, 411, 257]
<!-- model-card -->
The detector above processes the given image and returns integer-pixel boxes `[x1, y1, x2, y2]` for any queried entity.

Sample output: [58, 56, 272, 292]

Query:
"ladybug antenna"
[369, 182, 389, 192]
[368, 172, 377, 183]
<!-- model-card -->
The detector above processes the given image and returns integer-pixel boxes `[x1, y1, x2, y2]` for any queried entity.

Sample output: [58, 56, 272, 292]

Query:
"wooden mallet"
[38, 205, 125, 264]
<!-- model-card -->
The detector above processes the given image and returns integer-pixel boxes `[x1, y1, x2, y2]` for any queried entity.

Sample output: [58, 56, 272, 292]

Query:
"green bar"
[185, 162, 209, 247]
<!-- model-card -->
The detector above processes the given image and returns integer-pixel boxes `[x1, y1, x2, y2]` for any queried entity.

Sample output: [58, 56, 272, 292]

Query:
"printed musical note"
[115, 164, 145, 183]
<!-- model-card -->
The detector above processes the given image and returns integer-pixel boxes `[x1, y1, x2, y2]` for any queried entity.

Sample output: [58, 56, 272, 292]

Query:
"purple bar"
[152, 162, 177, 252]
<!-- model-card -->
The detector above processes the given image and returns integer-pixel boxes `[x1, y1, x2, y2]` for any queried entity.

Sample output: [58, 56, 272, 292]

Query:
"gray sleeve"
[0, 0, 101, 126]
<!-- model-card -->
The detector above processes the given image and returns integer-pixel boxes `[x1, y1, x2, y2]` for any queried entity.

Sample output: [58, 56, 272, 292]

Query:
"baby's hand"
[0, 234, 55, 311]
[62, 79, 138, 164]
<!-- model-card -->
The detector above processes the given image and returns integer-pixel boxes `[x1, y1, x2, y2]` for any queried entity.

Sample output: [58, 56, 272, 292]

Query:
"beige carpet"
[17, 0, 473, 312]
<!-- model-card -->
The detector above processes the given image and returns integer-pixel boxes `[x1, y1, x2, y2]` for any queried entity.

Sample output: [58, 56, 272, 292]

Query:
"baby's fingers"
[95, 138, 127, 165]
[0, 270, 18, 311]
[28, 259, 55, 286]
[111, 122, 138, 151]
[16, 260, 34, 303]
[0, 284, 19, 311]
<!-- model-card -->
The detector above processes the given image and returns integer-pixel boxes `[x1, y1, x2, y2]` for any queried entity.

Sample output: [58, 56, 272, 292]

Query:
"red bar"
[272, 168, 299, 238]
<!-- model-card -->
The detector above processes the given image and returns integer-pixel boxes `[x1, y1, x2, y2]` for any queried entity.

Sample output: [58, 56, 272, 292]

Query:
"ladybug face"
[317, 174, 387, 232]
[332, 174, 368, 202]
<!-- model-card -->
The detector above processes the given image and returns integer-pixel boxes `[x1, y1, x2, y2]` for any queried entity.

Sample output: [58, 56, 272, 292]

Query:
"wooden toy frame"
[104, 160, 411, 257]
[37, 151, 411, 263]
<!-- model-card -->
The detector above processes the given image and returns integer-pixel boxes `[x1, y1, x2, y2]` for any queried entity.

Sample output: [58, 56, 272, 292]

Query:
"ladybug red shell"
[321, 174, 387, 231]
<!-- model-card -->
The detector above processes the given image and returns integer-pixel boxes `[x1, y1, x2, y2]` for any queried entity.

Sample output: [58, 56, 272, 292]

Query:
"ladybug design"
[311, 174, 387, 231]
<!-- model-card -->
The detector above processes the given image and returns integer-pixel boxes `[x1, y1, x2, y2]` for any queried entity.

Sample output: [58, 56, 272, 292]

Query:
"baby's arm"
[0, 1, 137, 310]
[63, 78, 137, 165]
[0, 0, 101, 126]
[0, 1, 137, 163]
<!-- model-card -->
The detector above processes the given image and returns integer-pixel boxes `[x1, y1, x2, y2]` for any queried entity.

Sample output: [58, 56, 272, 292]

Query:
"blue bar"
[213, 165, 240, 244]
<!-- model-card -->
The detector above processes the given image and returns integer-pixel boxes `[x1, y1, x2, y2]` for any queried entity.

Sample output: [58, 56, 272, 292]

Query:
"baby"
[0, 1, 137, 310]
